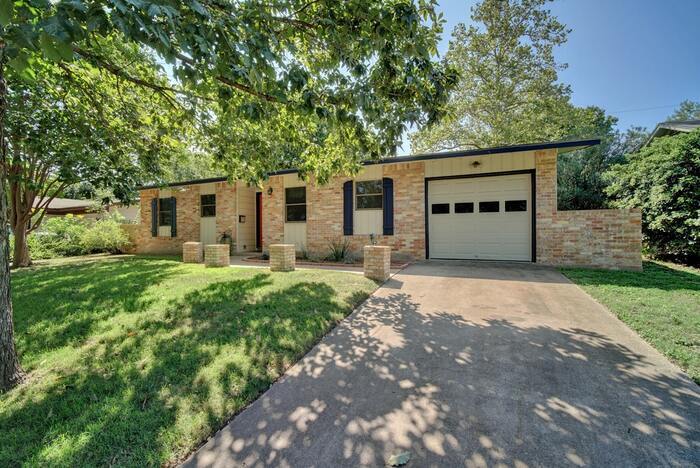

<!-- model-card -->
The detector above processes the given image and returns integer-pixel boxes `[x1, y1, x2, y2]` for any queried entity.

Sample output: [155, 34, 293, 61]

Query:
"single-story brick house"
[131, 139, 642, 270]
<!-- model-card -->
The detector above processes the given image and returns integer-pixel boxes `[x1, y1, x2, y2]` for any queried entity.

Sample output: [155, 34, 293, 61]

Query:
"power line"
[609, 104, 680, 115]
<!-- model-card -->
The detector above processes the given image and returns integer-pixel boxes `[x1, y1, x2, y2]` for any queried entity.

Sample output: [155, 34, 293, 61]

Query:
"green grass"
[1, 255, 377, 467]
[561, 260, 700, 384]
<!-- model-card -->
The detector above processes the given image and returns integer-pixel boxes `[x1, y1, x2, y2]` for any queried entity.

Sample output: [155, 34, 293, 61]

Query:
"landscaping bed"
[1, 255, 377, 466]
[243, 254, 411, 269]
[561, 260, 700, 384]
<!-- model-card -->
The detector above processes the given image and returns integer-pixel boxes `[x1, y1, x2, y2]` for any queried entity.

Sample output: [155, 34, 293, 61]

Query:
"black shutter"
[170, 196, 177, 238]
[151, 198, 158, 237]
[343, 181, 353, 235]
[382, 177, 394, 235]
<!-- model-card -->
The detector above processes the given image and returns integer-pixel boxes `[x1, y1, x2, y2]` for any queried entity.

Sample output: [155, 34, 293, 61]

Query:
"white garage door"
[428, 174, 532, 261]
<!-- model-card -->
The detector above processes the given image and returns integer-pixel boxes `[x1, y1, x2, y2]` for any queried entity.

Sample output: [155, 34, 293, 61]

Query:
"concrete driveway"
[184, 261, 700, 467]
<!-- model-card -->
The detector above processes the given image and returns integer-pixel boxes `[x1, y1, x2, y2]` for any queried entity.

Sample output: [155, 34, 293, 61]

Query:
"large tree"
[606, 129, 700, 264]
[668, 100, 700, 121]
[6, 40, 192, 267]
[410, 0, 571, 152]
[0, 1, 455, 391]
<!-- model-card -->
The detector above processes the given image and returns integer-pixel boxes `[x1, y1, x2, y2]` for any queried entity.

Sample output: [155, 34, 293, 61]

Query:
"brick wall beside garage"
[535, 149, 642, 270]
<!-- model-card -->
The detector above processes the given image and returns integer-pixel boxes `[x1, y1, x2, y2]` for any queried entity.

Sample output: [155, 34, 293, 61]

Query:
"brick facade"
[264, 162, 426, 260]
[262, 176, 285, 249]
[132, 182, 240, 255]
[535, 149, 642, 270]
[131, 146, 641, 270]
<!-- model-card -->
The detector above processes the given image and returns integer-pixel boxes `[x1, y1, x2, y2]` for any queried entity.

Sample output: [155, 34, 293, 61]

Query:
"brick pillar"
[205, 244, 230, 267]
[364, 245, 391, 281]
[270, 244, 295, 272]
[183, 242, 203, 263]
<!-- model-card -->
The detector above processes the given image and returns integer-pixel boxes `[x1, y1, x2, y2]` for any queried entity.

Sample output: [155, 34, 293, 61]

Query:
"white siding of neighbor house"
[353, 165, 384, 235]
[424, 150, 535, 178]
[283, 173, 307, 251]
[236, 182, 257, 252]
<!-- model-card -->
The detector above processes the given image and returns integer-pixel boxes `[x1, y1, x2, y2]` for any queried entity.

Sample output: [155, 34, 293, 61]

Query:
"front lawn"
[1, 256, 377, 466]
[561, 261, 700, 384]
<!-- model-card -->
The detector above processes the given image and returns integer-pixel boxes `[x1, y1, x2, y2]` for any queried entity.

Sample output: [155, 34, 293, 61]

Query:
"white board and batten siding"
[282, 173, 307, 251]
[426, 151, 535, 262]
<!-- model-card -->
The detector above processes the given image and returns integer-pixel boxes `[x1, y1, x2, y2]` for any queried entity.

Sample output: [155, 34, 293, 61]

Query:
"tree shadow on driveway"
[185, 290, 700, 467]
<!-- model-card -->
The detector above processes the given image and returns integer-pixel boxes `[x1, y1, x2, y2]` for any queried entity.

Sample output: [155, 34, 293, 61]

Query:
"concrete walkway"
[184, 261, 700, 467]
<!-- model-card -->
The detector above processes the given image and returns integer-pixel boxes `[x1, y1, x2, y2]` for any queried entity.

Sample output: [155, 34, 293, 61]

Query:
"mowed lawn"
[1, 256, 377, 467]
[561, 260, 700, 384]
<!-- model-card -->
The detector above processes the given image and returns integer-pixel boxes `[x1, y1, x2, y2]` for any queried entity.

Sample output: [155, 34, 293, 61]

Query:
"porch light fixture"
[239, 215, 246, 223]
[267, 187, 274, 195]
[471, 160, 481, 168]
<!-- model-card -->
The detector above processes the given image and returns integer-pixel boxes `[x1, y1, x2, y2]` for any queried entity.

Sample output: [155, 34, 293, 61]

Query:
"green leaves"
[0, 0, 13, 26]
[410, 0, 571, 153]
[39, 32, 73, 62]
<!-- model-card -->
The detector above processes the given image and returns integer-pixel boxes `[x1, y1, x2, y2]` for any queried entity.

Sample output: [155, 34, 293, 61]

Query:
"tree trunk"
[12, 223, 31, 268]
[0, 51, 26, 391]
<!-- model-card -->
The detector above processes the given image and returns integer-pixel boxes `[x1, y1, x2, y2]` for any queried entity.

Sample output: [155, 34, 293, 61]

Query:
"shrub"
[325, 237, 354, 263]
[25, 213, 130, 260]
[605, 129, 700, 264]
[31, 215, 89, 258]
[80, 217, 130, 254]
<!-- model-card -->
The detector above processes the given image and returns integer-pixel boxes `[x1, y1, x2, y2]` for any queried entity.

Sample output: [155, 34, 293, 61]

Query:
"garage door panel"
[428, 174, 531, 261]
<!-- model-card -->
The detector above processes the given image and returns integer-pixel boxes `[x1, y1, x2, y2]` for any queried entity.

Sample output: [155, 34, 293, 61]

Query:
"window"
[479, 201, 499, 213]
[355, 180, 383, 209]
[505, 200, 527, 212]
[200, 194, 216, 217]
[285, 187, 306, 222]
[158, 198, 172, 226]
[431, 203, 450, 214]
[455, 202, 474, 213]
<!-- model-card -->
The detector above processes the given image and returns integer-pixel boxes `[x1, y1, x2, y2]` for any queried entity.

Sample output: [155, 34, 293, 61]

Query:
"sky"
[401, 0, 700, 153]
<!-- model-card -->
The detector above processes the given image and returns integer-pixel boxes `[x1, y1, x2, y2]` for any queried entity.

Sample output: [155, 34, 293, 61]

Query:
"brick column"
[364, 245, 391, 281]
[270, 244, 295, 272]
[205, 244, 230, 267]
[183, 242, 203, 263]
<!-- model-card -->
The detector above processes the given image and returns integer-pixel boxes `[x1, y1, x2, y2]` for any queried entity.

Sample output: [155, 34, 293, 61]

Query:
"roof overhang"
[137, 138, 601, 190]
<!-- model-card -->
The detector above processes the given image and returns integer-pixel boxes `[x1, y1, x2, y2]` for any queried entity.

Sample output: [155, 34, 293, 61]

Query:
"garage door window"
[355, 180, 383, 209]
[431, 203, 450, 214]
[505, 200, 527, 212]
[479, 201, 499, 213]
[455, 202, 474, 213]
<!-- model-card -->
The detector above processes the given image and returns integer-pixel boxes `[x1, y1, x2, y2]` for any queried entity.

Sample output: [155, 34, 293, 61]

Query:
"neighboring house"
[642, 119, 700, 148]
[132, 139, 642, 270]
[34, 197, 140, 222]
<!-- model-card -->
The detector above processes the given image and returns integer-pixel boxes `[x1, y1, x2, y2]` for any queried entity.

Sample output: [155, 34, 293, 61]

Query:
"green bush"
[325, 237, 354, 263]
[31, 215, 88, 258]
[80, 217, 130, 254]
[25, 213, 130, 260]
[606, 129, 700, 264]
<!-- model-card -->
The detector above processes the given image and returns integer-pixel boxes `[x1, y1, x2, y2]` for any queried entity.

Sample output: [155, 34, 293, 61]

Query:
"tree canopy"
[0, 1, 458, 390]
[606, 129, 700, 264]
[410, 0, 571, 152]
[5, 39, 194, 266]
[3, 1, 457, 179]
